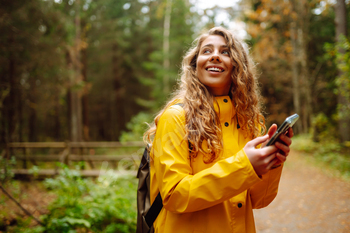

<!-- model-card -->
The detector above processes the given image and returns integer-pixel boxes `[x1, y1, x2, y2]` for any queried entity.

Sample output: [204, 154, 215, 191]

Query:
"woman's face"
[196, 35, 233, 96]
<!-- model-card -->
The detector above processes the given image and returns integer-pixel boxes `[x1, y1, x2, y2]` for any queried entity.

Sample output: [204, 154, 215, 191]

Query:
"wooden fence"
[2, 141, 145, 178]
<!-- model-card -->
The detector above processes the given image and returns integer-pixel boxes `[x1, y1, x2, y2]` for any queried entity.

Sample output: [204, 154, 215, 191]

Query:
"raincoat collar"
[214, 96, 236, 122]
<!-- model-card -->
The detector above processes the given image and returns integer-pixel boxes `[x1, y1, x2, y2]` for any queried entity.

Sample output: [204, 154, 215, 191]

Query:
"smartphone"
[265, 114, 299, 147]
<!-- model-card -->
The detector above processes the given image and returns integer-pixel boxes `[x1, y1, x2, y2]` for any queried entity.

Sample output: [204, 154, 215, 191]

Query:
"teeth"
[207, 67, 223, 72]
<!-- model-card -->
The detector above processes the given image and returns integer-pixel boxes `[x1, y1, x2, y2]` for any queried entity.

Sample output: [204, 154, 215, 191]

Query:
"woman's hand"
[244, 124, 294, 176]
[270, 126, 294, 167]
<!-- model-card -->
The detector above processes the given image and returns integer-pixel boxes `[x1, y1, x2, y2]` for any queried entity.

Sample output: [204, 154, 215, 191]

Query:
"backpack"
[136, 103, 184, 233]
[136, 144, 162, 233]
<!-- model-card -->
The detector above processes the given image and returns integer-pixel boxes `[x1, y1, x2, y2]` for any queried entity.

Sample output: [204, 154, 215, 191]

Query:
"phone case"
[265, 114, 299, 147]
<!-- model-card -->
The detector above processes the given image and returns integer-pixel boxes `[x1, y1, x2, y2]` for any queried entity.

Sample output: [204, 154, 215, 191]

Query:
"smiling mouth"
[206, 67, 224, 72]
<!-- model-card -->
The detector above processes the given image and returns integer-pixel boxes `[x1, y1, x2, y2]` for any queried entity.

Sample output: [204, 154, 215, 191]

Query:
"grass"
[291, 134, 350, 182]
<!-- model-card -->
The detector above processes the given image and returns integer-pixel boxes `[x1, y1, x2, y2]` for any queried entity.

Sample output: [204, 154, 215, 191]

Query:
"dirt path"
[254, 150, 350, 233]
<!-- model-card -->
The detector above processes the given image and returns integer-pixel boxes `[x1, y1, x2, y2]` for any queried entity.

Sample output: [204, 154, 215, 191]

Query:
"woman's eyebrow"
[201, 43, 214, 48]
[201, 44, 228, 49]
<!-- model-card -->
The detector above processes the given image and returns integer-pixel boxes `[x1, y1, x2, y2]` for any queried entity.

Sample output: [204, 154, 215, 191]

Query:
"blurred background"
[0, 0, 348, 144]
[0, 0, 349, 232]
[0, 0, 350, 144]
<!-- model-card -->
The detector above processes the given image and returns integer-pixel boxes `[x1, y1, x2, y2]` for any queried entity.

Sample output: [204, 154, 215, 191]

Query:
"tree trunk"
[297, 1, 312, 134]
[28, 77, 37, 142]
[290, 0, 312, 134]
[335, 0, 350, 142]
[54, 91, 61, 141]
[18, 84, 23, 142]
[163, 0, 172, 95]
[8, 35, 16, 142]
[112, 43, 123, 140]
[0, 83, 9, 145]
[290, 21, 302, 134]
[82, 44, 89, 141]
[70, 0, 83, 143]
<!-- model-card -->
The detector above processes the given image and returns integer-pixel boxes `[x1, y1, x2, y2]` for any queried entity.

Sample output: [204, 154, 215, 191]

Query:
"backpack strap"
[145, 192, 163, 227]
[144, 102, 185, 228]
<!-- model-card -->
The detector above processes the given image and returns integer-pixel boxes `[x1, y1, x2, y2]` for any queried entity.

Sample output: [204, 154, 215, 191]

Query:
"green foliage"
[29, 165, 137, 233]
[137, 0, 196, 110]
[0, 0, 198, 142]
[119, 112, 153, 142]
[324, 35, 350, 121]
[311, 113, 337, 142]
[292, 134, 350, 181]
[0, 156, 16, 183]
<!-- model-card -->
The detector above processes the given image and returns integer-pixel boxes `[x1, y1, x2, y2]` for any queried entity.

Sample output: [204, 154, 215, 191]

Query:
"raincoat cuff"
[239, 149, 263, 182]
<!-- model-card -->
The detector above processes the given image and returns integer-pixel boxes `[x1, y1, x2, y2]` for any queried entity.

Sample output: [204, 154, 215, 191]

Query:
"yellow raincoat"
[150, 96, 283, 233]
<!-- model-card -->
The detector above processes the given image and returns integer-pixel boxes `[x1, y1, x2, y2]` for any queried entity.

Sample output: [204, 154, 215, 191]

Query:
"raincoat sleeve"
[151, 106, 262, 213]
[249, 162, 283, 209]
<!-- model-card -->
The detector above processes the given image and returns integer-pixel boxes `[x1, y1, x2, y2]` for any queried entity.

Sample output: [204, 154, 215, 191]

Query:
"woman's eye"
[203, 49, 211, 54]
[222, 50, 229, 55]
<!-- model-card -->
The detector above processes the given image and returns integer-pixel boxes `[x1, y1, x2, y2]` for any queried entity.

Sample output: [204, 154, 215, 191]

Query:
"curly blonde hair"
[144, 27, 266, 163]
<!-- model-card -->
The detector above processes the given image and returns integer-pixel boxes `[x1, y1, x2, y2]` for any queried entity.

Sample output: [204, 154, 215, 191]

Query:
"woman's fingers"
[247, 134, 269, 148]
[275, 127, 294, 156]
[275, 141, 290, 155]
[279, 133, 292, 146]
[267, 157, 279, 170]
[244, 135, 280, 176]
[261, 124, 277, 148]
[287, 127, 294, 138]
[267, 124, 277, 138]
[248, 127, 295, 173]
[275, 152, 287, 163]
[244, 127, 296, 176]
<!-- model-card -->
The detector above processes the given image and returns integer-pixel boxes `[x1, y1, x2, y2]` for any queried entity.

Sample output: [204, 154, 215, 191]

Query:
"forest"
[0, 0, 350, 232]
[0, 0, 349, 143]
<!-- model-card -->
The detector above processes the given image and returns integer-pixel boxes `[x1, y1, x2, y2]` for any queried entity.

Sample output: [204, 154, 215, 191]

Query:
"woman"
[144, 27, 293, 233]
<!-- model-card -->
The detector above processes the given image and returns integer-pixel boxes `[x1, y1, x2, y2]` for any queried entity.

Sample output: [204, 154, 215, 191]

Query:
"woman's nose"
[210, 52, 221, 62]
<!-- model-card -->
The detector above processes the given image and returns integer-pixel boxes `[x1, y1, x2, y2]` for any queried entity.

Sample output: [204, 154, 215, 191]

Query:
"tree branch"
[0, 184, 44, 226]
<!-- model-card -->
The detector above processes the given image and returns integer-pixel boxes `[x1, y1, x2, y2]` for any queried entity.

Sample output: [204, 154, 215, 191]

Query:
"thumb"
[248, 134, 269, 148]
[267, 124, 277, 138]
